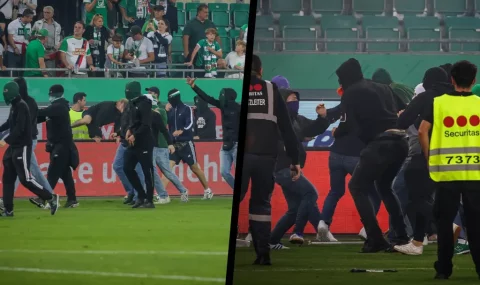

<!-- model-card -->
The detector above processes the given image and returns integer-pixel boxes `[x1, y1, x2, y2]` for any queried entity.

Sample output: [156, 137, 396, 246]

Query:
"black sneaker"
[253, 255, 271, 266]
[0, 211, 13, 217]
[123, 194, 134, 205]
[434, 273, 449, 280]
[360, 239, 391, 253]
[48, 194, 59, 215]
[127, 199, 136, 205]
[141, 202, 155, 209]
[64, 201, 79, 208]
[29, 197, 46, 209]
[132, 199, 145, 208]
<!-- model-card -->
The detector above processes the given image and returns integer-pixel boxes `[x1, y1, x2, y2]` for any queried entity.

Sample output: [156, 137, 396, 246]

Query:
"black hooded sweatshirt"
[84, 101, 122, 138]
[37, 98, 74, 145]
[275, 88, 330, 171]
[127, 96, 154, 148]
[193, 95, 217, 139]
[0, 96, 32, 148]
[336, 58, 399, 145]
[19, 90, 39, 140]
[192, 85, 240, 144]
[396, 67, 453, 130]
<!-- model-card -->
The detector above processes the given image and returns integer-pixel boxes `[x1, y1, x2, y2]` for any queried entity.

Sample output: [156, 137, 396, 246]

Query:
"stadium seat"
[448, 28, 480, 52]
[283, 27, 318, 51]
[311, 0, 344, 15]
[209, 3, 230, 27]
[230, 28, 241, 41]
[176, 2, 184, 10]
[279, 15, 317, 27]
[172, 34, 184, 53]
[393, 0, 426, 15]
[361, 15, 399, 28]
[270, 0, 303, 13]
[253, 28, 276, 51]
[220, 36, 232, 53]
[444, 17, 480, 52]
[352, 0, 386, 15]
[403, 16, 441, 51]
[365, 27, 400, 51]
[321, 16, 359, 51]
[217, 27, 228, 37]
[230, 3, 249, 27]
[403, 16, 440, 29]
[434, 0, 467, 16]
[255, 15, 274, 28]
[177, 9, 186, 26]
[186, 2, 200, 20]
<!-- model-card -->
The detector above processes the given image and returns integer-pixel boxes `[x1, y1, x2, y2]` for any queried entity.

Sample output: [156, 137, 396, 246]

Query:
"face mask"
[3, 93, 13, 106]
[168, 91, 181, 107]
[49, 95, 62, 103]
[337, 86, 344, 97]
[286, 101, 299, 114]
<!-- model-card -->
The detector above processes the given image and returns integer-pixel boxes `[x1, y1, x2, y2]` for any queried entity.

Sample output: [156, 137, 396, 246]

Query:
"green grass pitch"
[0, 197, 233, 285]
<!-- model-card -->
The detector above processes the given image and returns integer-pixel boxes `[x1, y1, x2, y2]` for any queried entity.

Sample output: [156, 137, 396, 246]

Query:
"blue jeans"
[220, 142, 237, 190]
[14, 140, 53, 193]
[388, 157, 413, 240]
[270, 168, 323, 243]
[322, 152, 381, 225]
[113, 144, 145, 200]
[153, 147, 187, 197]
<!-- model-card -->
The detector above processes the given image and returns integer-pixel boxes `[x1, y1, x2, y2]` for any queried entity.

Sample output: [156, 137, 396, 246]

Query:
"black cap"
[153, 5, 165, 11]
[128, 25, 142, 36]
[145, 87, 160, 95]
[49, 84, 64, 95]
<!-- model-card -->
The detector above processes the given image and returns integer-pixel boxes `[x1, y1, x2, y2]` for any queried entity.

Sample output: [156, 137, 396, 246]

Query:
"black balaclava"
[13, 77, 28, 100]
[423, 67, 449, 90]
[219, 88, 237, 107]
[168, 88, 182, 107]
[194, 96, 208, 112]
[335, 58, 364, 91]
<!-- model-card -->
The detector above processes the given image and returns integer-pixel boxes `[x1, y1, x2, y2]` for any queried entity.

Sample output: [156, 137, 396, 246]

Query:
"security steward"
[186, 76, 240, 191]
[69, 92, 89, 140]
[0, 81, 59, 217]
[243, 54, 301, 265]
[37, 85, 80, 208]
[123, 81, 156, 209]
[419, 60, 480, 280]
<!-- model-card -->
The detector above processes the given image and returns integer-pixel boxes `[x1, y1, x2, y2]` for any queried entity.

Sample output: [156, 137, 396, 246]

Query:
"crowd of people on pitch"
[0, 75, 240, 215]
[240, 58, 479, 278]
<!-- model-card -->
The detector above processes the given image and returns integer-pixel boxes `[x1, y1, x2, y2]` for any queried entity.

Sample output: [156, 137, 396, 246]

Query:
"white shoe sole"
[394, 245, 422, 256]
[317, 222, 329, 241]
[51, 195, 60, 215]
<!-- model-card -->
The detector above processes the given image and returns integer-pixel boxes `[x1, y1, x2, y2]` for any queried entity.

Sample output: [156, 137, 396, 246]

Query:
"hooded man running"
[165, 88, 214, 199]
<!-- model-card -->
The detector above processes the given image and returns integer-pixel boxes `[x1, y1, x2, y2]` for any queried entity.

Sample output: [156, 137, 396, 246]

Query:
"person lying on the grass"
[71, 99, 128, 142]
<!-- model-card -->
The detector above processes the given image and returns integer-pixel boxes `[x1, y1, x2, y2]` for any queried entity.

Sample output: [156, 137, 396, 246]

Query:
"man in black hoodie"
[192, 95, 216, 140]
[268, 84, 334, 248]
[37, 84, 80, 208]
[336, 58, 409, 252]
[0, 81, 59, 217]
[11, 77, 54, 210]
[393, 66, 453, 256]
[187, 77, 240, 191]
[123, 81, 156, 209]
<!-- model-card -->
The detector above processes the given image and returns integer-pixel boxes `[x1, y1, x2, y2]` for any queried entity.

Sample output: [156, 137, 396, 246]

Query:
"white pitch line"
[0, 266, 225, 283]
[235, 267, 476, 272]
[0, 249, 227, 256]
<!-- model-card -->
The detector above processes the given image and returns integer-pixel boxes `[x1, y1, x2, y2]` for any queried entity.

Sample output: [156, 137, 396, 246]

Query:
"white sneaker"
[423, 236, 429, 246]
[317, 220, 330, 241]
[180, 190, 189, 202]
[202, 189, 214, 200]
[327, 231, 338, 242]
[394, 242, 423, 255]
[0, 198, 3, 209]
[158, 196, 171, 204]
[289, 233, 304, 244]
[358, 227, 367, 241]
[245, 233, 252, 242]
[153, 195, 161, 204]
[236, 239, 251, 248]
[270, 243, 290, 250]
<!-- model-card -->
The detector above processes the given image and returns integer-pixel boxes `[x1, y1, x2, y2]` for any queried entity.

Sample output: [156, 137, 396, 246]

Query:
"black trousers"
[241, 153, 276, 260]
[349, 136, 409, 244]
[434, 182, 480, 277]
[47, 144, 76, 201]
[2, 145, 53, 212]
[404, 154, 435, 242]
[123, 145, 154, 202]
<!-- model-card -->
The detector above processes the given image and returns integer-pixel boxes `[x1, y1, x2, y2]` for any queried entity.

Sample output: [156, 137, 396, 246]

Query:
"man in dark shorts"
[71, 99, 128, 142]
[165, 88, 213, 199]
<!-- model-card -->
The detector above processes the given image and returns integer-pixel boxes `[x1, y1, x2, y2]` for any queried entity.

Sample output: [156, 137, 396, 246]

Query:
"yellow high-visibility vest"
[429, 94, 480, 182]
[69, 109, 90, 139]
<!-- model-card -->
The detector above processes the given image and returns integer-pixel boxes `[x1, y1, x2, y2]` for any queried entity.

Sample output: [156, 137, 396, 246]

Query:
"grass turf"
[233, 238, 479, 285]
[0, 197, 233, 285]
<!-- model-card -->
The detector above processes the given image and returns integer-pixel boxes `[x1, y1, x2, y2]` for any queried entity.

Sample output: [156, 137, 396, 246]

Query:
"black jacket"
[0, 96, 32, 148]
[85, 101, 122, 138]
[192, 85, 240, 143]
[152, 110, 172, 147]
[246, 76, 299, 165]
[336, 59, 398, 145]
[165, 2, 178, 34]
[37, 98, 73, 145]
[128, 96, 154, 148]
[193, 106, 216, 139]
[21, 94, 39, 140]
[396, 67, 453, 129]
